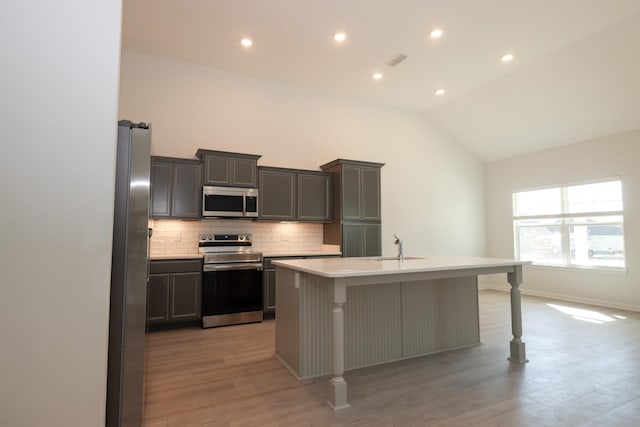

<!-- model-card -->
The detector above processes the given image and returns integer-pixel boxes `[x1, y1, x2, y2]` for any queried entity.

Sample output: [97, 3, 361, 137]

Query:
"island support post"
[507, 265, 528, 363]
[328, 279, 350, 410]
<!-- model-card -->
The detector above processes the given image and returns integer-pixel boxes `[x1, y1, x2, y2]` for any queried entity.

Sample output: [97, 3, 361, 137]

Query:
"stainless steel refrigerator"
[106, 120, 151, 427]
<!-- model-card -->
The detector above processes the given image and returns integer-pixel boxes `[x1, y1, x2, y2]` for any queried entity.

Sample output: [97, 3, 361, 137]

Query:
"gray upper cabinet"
[259, 167, 332, 222]
[321, 159, 384, 257]
[342, 165, 361, 220]
[150, 162, 172, 217]
[297, 172, 331, 222]
[151, 157, 201, 219]
[342, 164, 381, 221]
[196, 149, 261, 188]
[259, 167, 296, 221]
[361, 167, 381, 220]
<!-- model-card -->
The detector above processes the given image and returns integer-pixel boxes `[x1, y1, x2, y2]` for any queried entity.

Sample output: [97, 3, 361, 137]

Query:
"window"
[513, 180, 625, 269]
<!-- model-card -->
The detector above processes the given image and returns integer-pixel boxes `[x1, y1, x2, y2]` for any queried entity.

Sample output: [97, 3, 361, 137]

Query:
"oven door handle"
[203, 263, 263, 272]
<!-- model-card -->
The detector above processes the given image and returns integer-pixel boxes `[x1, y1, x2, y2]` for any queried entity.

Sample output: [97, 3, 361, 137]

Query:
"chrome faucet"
[394, 234, 404, 261]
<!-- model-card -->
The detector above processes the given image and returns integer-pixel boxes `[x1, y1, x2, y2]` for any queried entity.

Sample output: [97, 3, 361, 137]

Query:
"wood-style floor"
[142, 290, 640, 426]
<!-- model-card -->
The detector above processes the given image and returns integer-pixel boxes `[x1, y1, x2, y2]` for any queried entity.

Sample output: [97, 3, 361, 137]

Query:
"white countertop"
[271, 255, 531, 278]
[150, 250, 341, 261]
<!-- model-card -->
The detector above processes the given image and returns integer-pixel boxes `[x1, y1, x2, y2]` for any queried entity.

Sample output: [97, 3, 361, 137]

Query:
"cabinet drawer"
[150, 259, 202, 274]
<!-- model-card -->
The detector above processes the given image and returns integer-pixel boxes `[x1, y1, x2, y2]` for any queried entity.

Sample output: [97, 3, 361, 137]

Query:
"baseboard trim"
[478, 284, 640, 313]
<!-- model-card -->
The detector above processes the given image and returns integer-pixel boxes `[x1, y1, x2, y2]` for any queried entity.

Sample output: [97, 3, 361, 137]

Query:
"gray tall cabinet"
[321, 159, 384, 257]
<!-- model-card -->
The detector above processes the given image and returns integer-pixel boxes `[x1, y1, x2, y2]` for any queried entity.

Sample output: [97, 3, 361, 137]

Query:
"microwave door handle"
[243, 194, 246, 216]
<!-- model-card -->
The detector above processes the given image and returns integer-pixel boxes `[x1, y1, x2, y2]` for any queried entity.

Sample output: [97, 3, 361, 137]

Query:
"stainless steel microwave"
[202, 186, 259, 218]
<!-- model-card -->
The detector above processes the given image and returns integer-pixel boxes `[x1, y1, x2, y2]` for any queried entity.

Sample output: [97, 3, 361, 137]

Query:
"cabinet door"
[342, 224, 364, 257]
[232, 158, 257, 187]
[150, 162, 172, 218]
[264, 269, 276, 313]
[203, 155, 231, 186]
[147, 274, 169, 323]
[259, 169, 296, 220]
[342, 165, 362, 220]
[298, 173, 331, 222]
[342, 223, 381, 257]
[170, 272, 201, 320]
[363, 224, 382, 257]
[172, 163, 201, 218]
[361, 167, 381, 221]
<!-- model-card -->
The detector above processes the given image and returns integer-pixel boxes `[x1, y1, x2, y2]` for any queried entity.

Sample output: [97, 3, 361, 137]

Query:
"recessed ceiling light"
[372, 72, 383, 80]
[430, 28, 444, 39]
[240, 38, 253, 48]
[501, 53, 515, 63]
[334, 32, 347, 43]
[435, 88, 446, 96]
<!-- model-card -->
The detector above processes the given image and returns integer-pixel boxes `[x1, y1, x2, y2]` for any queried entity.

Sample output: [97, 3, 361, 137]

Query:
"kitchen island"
[272, 255, 530, 410]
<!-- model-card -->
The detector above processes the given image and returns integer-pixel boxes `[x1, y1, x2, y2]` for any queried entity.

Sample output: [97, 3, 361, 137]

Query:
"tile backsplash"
[149, 219, 324, 256]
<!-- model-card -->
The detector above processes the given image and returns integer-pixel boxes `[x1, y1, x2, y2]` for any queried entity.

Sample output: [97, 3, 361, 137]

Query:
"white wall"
[485, 130, 640, 310]
[0, 1, 122, 426]
[119, 51, 486, 257]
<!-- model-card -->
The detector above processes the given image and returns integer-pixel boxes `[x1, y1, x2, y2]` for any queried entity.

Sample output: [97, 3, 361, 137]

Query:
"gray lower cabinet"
[147, 259, 202, 326]
[263, 257, 285, 316]
[151, 157, 202, 219]
[342, 223, 382, 257]
[259, 167, 296, 221]
[147, 274, 170, 322]
[196, 150, 261, 188]
[259, 167, 331, 222]
[297, 172, 331, 222]
[264, 268, 277, 314]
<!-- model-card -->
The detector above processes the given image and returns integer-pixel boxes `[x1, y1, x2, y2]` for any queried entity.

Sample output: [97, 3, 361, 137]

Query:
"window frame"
[512, 179, 626, 271]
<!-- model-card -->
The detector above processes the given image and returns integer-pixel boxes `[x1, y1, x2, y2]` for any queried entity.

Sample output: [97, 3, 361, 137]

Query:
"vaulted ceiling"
[122, 0, 640, 162]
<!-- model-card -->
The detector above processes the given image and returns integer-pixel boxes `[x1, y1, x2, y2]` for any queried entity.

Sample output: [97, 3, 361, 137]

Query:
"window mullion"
[561, 219, 571, 265]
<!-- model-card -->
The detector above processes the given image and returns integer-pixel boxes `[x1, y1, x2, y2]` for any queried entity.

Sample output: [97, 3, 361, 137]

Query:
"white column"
[328, 280, 350, 410]
[507, 265, 528, 363]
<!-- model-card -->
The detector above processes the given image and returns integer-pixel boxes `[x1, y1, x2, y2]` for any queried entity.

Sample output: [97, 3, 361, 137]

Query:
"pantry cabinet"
[321, 159, 384, 257]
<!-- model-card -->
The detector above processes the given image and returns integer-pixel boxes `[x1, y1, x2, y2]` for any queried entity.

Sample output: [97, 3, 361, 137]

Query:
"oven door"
[202, 263, 263, 328]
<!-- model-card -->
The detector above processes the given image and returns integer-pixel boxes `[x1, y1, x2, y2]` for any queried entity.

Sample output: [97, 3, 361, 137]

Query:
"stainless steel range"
[199, 233, 263, 328]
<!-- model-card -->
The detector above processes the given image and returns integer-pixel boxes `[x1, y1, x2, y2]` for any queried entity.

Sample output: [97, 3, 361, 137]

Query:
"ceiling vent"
[385, 54, 408, 67]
